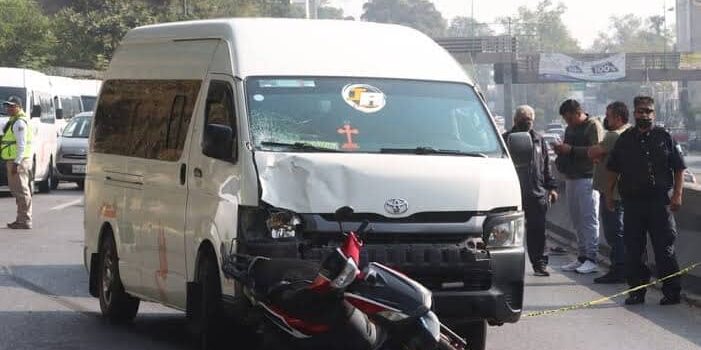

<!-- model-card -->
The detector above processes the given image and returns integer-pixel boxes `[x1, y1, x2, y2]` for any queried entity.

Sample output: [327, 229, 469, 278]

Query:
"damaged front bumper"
[238, 208, 525, 324]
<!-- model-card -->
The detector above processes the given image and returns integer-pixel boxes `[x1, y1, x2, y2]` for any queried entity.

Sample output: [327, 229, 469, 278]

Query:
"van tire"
[50, 166, 59, 190]
[37, 159, 53, 193]
[455, 321, 486, 350]
[190, 252, 224, 350]
[98, 233, 140, 323]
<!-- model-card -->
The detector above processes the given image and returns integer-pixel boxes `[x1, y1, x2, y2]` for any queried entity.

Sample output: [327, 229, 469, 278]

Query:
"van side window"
[93, 80, 201, 160]
[203, 80, 236, 157]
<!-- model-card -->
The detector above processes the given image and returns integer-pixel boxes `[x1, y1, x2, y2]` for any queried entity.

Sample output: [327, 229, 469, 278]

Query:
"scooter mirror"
[335, 206, 355, 223]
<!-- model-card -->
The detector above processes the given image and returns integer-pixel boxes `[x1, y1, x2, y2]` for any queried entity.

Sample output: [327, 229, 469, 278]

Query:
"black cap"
[2, 96, 23, 108]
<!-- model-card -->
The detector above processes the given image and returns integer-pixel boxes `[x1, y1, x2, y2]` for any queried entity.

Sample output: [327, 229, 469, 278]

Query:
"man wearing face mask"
[587, 102, 630, 284]
[607, 96, 686, 306]
[503, 105, 558, 276]
[553, 99, 604, 274]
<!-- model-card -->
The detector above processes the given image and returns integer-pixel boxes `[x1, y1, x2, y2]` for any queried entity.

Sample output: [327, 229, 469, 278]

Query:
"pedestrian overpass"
[434, 36, 701, 128]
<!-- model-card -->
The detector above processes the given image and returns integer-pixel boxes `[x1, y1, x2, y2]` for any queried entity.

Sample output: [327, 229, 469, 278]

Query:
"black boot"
[659, 295, 681, 305]
[624, 292, 645, 305]
[594, 270, 625, 284]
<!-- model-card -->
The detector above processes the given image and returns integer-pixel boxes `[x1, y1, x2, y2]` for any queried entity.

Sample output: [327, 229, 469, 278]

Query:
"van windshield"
[246, 77, 504, 157]
[0, 87, 26, 116]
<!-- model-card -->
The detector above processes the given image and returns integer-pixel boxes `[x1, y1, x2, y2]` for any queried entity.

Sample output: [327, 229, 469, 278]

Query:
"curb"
[546, 221, 701, 308]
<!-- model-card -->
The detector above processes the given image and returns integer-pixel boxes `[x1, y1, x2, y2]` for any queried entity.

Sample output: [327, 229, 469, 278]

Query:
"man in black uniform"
[504, 105, 558, 276]
[606, 96, 686, 305]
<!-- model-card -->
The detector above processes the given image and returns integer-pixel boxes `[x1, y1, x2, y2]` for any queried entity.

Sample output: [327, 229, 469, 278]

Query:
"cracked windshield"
[247, 77, 502, 155]
[1, 1, 700, 350]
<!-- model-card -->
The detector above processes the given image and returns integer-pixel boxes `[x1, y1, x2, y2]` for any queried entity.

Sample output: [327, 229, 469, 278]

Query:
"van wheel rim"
[102, 250, 114, 305]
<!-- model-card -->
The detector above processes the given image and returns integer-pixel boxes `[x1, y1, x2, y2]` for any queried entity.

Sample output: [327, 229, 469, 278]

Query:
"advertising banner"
[538, 53, 626, 82]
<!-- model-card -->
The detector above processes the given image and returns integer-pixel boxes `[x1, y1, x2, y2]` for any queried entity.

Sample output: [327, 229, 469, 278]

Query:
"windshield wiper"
[259, 141, 341, 153]
[380, 147, 487, 158]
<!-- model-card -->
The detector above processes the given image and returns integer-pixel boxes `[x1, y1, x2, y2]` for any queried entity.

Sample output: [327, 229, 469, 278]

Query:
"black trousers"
[623, 200, 681, 297]
[524, 196, 548, 267]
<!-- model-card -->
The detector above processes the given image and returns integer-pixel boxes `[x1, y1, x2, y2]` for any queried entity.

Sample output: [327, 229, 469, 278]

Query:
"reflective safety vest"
[1, 112, 33, 161]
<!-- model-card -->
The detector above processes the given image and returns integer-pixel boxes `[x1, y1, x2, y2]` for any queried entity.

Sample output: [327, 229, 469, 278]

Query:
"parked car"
[55, 111, 91, 189]
[545, 122, 565, 140]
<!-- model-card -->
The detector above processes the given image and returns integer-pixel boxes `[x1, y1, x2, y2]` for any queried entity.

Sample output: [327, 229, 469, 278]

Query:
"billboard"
[538, 53, 626, 82]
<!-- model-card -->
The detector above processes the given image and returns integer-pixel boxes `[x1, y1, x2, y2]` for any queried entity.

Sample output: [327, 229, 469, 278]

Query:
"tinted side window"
[92, 80, 201, 160]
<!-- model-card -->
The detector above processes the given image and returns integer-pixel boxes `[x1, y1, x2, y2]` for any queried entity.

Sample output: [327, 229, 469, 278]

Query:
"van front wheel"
[190, 253, 224, 349]
[98, 233, 140, 323]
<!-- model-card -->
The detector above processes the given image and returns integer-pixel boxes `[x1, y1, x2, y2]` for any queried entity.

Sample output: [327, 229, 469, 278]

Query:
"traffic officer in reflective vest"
[606, 96, 686, 305]
[1, 96, 33, 229]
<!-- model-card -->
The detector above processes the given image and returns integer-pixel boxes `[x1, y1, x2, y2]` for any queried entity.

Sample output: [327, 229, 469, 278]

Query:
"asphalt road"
[0, 186, 699, 350]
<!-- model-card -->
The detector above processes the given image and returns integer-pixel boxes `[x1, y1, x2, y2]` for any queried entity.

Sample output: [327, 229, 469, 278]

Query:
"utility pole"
[471, 0, 475, 36]
[183, 0, 188, 17]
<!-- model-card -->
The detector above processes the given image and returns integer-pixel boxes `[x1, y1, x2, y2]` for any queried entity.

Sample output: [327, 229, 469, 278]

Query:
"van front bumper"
[241, 212, 525, 325]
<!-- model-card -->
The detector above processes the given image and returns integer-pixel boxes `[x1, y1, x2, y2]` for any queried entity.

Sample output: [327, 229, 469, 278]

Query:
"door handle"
[194, 168, 203, 178]
[179, 164, 186, 185]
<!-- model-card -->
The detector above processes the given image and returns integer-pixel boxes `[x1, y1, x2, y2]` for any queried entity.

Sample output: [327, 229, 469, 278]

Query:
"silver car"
[55, 111, 91, 189]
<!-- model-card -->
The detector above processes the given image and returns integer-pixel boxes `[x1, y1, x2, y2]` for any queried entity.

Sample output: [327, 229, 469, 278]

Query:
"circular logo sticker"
[342, 84, 386, 113]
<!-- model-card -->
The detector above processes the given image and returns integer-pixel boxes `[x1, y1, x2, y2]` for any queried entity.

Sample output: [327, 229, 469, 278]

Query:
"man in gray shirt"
[588, 102, 630, 283]
[553, 99, 604, 274]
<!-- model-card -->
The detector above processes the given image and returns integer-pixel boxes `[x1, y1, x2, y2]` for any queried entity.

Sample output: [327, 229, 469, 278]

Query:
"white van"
[0, 67, 59, 192]
[84, 19, 531, 348]
[50, 75, 84, 132]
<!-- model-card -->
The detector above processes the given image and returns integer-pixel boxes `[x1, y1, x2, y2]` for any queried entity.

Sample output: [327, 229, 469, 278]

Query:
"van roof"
[119, 18, 473, 85]
[0, 67, 52, 90]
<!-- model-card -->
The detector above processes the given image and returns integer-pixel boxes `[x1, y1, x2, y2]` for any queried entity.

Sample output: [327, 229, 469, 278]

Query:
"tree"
[496, 0, 580, 124]
[498, 0, 579, 53]
[361, 0, 446, 37]
[591, 14, 676, 123]
[447, 17, 494, 37]
[591, 14, 673, 53]
[0, 0, 55, 70]
[52, 0, 158, 69]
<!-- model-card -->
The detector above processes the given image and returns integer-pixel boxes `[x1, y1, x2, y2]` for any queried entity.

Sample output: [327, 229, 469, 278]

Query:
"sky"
[327, 0, 675, 49]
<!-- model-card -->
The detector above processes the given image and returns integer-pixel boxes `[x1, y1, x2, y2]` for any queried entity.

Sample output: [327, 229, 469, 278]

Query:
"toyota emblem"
[384, 199, 409, 215]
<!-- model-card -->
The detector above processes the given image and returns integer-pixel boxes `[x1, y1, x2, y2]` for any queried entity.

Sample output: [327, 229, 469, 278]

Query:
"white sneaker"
[575, 260, 599, 274]
[561, 260, 582, 271]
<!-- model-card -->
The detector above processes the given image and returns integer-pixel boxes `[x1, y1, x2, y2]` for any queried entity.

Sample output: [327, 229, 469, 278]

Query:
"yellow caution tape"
[525, 262, 701, 318]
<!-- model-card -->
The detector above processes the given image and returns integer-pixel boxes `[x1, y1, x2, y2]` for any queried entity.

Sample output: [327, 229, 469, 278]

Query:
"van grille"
[319, 211, 475, 224]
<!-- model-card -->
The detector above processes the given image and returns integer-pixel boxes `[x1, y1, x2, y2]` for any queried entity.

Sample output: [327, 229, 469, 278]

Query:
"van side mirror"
[31, 105, 41, 119]
[506, 132, 533, 169]
[203, 124, 236, 161]
[56, 108, 64, 120]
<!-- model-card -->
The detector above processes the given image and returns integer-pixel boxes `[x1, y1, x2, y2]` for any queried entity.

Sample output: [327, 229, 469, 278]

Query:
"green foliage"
[361, 0, 446, 38]
[447, 17, 494, 38]
[0, 0, 55, 70]
[591, 14, 674, 53]
[52, 0, 158, 70]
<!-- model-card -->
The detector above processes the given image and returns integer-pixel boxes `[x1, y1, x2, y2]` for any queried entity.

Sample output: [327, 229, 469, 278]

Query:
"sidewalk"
[545, 226, 701, 307]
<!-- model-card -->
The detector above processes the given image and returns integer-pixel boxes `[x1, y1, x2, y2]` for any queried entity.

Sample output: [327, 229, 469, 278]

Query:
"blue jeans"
[565, 179, 600, 262]
[599, 194, 625, 273]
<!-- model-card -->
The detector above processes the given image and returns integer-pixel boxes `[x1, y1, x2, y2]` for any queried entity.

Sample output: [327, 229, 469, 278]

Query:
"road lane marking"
[50, 198, 83, 211]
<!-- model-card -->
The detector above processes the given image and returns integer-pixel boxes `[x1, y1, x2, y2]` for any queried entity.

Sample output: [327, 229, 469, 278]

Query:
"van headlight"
[266, 210, 302, 239]
[483, 212, 524, 248]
